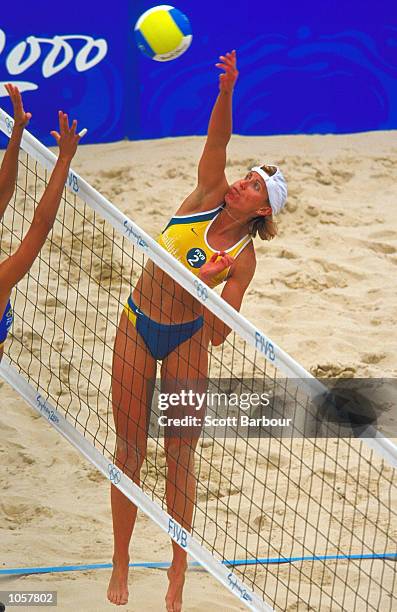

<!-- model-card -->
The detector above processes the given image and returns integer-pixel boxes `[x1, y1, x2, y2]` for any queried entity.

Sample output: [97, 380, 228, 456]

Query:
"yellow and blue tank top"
[0, 299, 13, 348]
[157, 205, 252, 287]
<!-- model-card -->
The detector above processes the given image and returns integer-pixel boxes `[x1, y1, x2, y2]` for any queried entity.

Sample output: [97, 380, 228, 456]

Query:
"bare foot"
[107, 557, 130, 606]
[165, 563, 187, 612]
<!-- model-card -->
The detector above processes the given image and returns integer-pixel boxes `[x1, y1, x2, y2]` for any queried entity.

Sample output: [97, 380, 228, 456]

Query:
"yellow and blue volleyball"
[134, 5, 192, 62]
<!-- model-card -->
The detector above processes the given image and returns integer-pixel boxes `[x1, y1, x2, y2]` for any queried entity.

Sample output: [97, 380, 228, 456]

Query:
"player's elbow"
[210, 326, 232, 346]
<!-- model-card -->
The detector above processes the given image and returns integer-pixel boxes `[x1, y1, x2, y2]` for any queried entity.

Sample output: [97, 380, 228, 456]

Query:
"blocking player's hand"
[50, 111, 81, 162]
[5, 83, 32, 128]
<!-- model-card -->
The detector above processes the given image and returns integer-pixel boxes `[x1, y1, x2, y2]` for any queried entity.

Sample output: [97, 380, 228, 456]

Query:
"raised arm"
[176, 50, 239, 214]
[198, 50, 238, 193]
[0, 111, 80, 292]
[0, 84, 32, 221]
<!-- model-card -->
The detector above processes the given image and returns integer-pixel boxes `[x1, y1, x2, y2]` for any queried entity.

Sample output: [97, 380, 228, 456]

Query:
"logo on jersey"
[186, 247, 206, 268]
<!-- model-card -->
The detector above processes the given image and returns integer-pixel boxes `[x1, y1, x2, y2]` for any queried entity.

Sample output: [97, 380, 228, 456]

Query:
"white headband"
[251, 165, 288, 216]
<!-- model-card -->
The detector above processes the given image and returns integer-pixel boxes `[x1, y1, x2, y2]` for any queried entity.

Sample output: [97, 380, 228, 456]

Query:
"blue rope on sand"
[1, 552, 396, 576]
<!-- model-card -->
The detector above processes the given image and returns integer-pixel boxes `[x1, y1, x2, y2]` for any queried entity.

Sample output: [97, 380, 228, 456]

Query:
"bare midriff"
[131, 260, 203, 324]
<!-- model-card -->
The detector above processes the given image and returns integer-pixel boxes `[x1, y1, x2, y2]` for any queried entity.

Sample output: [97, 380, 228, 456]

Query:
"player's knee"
[115, 438, 145, 475]
[165, 438, 195, 468]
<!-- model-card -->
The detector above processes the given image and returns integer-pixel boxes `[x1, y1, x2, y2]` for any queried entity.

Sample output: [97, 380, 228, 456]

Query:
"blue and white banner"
[0, 0, 131, 144]
[1, 0, 396, 144]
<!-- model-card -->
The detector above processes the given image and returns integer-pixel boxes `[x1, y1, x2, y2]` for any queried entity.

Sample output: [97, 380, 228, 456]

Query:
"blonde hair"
[248, 164, 278, 241]
[248, 215, 277, 241]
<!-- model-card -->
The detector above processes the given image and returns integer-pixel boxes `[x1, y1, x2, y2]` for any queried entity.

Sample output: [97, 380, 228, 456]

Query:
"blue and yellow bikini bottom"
[123, 295, 203, 360]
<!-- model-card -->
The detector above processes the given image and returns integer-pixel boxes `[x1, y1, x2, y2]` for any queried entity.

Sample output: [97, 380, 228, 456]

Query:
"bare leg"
[161, 327, 208, 612]
[165, 437, 199, 612]
[107, 312, 156, 606]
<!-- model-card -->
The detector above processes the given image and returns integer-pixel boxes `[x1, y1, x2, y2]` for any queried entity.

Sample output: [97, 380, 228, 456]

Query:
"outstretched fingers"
[4, 83, 14, 100]
[5, 83, 32, 126]
[216, 50, 237, 70]
[50, 130, 61, 145]
[59, 111, 70, 133]
[4, 83, 18, 103]
[63, 112, 70, 132]
[215, 61, 234, 73]
[13, 87, 24, 113]
[58, 111, 66, 134]
[220, 50, 237, 67]
[70, 119, 78, 136]
[50, 108, 85, 154]
[215, 50, 238, 92]
[51, 111, 81, 161]
[58, 112, 80, 139]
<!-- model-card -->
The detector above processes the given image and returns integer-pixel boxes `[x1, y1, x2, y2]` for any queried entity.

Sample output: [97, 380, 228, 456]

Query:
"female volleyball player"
[108, 50, 287, 610]
[0, 84, 81, 360]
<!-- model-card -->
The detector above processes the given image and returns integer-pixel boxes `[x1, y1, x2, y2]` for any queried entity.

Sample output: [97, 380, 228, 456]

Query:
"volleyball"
[134, 5, 192, 62]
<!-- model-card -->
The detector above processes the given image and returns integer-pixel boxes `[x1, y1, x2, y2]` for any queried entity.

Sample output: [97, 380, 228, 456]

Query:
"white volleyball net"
[0, 110, 396, 612]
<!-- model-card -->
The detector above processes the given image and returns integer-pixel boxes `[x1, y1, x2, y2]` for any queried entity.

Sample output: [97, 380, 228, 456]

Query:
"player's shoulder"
[175, 180, 229, 216]
[238, 237, 256, 263]
[231, 238, 256, 278]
